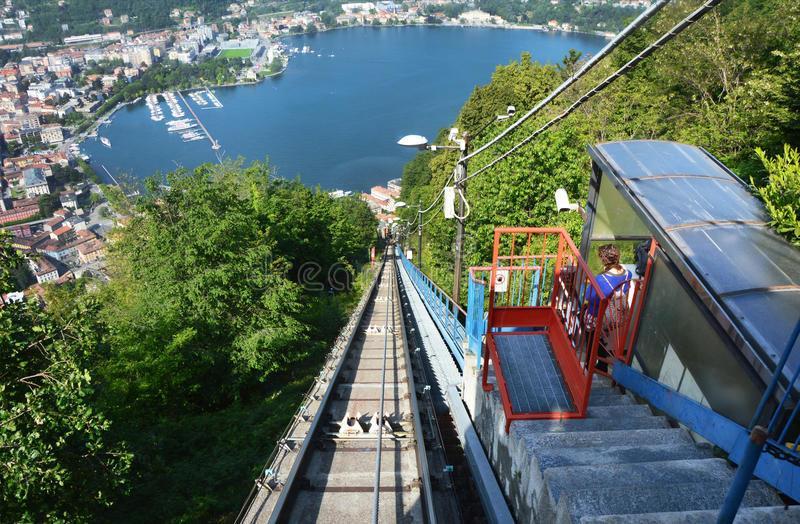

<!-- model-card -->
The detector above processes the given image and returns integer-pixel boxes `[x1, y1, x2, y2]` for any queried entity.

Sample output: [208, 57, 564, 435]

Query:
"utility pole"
[452, 134, 469, 305]
[416, 200, 423, 271]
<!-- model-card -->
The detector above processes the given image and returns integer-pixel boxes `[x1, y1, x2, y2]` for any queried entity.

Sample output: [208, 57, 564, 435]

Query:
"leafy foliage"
[400, 0, 800, 301]
[754, 146, 800, 246]
[477, 0, 645, 32]
[100, 161, 375, 415]
[20, 0, 230, 41]
[0, 233, 131, 523]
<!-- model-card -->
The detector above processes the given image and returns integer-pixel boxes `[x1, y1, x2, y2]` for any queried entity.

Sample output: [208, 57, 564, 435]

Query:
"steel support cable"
[372, 259, 394, 523]
[461, 0, 671, 164]
[403, 0, 669, 219]
[464, 0, 726, 183]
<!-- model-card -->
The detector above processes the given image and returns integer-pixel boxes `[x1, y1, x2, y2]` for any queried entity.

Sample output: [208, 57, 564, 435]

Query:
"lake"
[84, 26, 605, 191]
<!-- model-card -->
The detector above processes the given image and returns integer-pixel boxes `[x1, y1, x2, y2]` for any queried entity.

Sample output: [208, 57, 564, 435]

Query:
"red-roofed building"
[44, 215, 65, 232]
[360, 192, 389, 212]
[28, 255, 59, 284]
[77, 238, 106, 264]
[371, 185, 400, 201]
[4, 151, 67, 170]
[50, 224, 76, 242]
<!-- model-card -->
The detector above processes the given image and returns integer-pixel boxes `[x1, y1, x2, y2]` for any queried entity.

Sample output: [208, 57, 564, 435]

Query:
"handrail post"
[717, 320, 800, 522]
[716, 426, 768, 524]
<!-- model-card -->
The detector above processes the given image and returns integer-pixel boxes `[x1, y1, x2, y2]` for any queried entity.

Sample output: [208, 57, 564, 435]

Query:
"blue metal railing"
[397, 247, 466, 369]
[467, 269, 488, 362]
[717, 319, 800, 522]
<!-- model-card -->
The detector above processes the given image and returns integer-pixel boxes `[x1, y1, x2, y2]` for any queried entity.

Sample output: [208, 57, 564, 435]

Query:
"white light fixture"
[555, 188, 579, 212]
[555, 188, 587, 221]
[394, 201, 407, 208]
[397, 135, 429, 149]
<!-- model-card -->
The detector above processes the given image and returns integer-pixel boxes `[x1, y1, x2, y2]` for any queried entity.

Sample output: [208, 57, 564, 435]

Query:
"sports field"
[218, 48, 253, 59]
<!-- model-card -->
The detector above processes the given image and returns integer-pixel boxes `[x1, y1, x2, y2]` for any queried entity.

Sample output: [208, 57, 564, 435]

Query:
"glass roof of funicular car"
[588, 140, 800, 386]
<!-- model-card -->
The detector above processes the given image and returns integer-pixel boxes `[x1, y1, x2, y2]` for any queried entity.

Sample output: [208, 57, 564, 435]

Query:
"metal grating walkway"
[494, 334, 574, 414]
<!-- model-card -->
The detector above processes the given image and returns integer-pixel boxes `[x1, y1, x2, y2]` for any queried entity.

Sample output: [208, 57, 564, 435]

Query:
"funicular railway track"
[240, 248, 436, 523]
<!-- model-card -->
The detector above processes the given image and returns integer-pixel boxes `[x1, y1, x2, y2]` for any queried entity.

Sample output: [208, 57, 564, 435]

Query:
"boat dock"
[177, 91, 221, 150]
[101, 164, 120, 186]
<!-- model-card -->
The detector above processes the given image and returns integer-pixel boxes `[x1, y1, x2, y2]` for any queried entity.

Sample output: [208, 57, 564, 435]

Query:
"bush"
[754, 145, 800, 247]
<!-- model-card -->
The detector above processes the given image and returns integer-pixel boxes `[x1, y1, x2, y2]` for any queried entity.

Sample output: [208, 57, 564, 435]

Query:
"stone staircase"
[474, 373, 799, 523]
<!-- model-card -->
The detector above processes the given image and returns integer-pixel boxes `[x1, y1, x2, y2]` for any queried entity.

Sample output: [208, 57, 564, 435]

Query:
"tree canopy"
[399, 0, 800, 299]
[0, 235, 131, 523]
[2, 161, 377, 522]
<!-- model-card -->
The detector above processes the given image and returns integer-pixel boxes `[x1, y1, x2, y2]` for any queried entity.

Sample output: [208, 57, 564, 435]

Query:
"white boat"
[168, 123, 197, 132]
[100, 137, 111, 148]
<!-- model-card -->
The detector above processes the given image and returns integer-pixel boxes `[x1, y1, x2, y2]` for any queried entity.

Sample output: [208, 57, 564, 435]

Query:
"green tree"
[754, 145, 800, 246]
[0, 233, 131, 523]
[269, 56, 284, 74]
[400, 0, 800, 302]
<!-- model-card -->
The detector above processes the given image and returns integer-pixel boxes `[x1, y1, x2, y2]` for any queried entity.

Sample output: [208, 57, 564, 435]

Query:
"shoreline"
[276, 20, 613, 41]
[72, 22, 609, 146]
[73, 23, 607, 184]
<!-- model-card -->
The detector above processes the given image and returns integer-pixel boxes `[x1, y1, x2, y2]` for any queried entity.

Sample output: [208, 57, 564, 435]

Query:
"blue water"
[85, 26, 604, 191]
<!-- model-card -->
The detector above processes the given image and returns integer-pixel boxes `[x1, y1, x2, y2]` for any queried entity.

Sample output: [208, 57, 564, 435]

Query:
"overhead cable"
[461, 0, 671, 163]
[407, 0, 670, 217]
[465, 0, 726, 182]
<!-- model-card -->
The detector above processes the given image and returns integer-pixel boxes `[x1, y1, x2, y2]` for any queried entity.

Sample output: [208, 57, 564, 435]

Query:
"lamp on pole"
[397, 106, 512, 303]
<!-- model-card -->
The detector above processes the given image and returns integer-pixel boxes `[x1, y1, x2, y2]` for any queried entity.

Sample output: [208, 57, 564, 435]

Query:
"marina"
[177, 90, 221, 150]
[187, 87, 223, 110]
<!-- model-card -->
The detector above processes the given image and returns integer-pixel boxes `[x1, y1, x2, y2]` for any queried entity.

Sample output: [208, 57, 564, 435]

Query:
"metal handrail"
[718, 319, 800, 523]
[397, 247, 467, 368]
[482, 228, 609, 429]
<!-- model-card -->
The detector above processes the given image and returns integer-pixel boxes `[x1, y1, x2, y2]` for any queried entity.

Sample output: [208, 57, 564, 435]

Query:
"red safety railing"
[481, 228, 607, 431]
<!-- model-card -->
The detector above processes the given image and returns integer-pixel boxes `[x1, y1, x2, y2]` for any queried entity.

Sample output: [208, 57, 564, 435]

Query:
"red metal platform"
[480, 228, 651, 431]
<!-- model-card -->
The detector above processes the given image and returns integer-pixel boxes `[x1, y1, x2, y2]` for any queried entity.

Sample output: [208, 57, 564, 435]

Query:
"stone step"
[532, 443, 712, 472]
[522, 441, 712, 506]
[542, 458, 735, 517]
[591, 376, 614, 389]
[579, 505, 800, 523]
[516, 428, 693, 452]
[588, 393, 635, 406]
[513, 415, 669, 434]
[586, 404, 654, 419]
[554, 480, 781, 524]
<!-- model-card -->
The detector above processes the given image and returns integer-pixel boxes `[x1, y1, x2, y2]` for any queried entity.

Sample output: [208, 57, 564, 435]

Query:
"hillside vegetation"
[1, 161, 378, 522]
[399, 0, 800, 296]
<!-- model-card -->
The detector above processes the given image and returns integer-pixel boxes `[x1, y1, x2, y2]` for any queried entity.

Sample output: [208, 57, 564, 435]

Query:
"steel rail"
[396, 254, 438, 524]
[371, 257, 394, 522]
[234, 264, 382, 524]
[261, 258, 387, 524]
[249, 247, 436, 523]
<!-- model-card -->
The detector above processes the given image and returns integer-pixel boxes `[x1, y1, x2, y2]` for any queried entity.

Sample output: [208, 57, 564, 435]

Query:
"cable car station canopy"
[588, 140, 800, 382]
